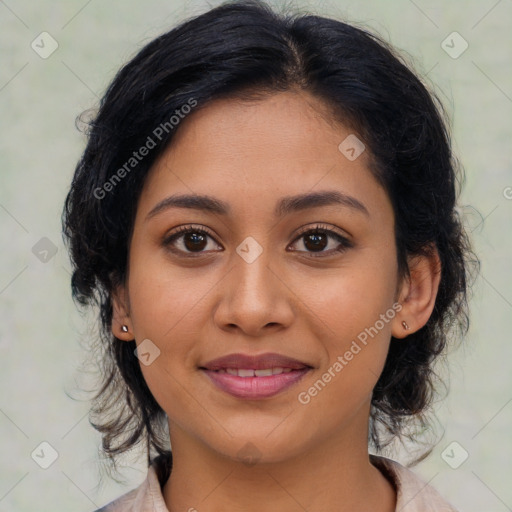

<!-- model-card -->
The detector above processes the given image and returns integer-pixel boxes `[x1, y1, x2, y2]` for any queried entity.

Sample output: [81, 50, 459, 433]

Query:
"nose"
[212, 251, 295, 337]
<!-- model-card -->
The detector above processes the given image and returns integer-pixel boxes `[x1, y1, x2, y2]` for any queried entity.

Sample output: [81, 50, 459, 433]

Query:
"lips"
[199, 352, 313, 399]
[200, 352, 311, 371]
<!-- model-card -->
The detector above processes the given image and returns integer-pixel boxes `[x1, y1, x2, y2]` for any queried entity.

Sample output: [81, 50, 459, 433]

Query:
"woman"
[62, 1, 477, 510]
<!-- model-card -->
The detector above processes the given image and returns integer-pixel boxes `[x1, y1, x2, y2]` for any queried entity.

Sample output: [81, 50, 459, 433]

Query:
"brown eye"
[162, 225, 221, 256]
[289, 224, 353, 257]
[163, 223, 352, 259]
[182, 231, 208, 251]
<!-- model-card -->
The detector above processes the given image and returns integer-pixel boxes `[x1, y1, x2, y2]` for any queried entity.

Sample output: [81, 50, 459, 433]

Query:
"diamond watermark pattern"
[31, 32, 59, 59]
[441, 441, 469, 469]
[135, 338, 161, 366]
[236, 236, 263, 264]
[32, 237, 58, 263]
[338, 134, 365, 161]
[441, 32, 468, 59]
[31, 441, 59, 469]
[237, 441, 262, 466]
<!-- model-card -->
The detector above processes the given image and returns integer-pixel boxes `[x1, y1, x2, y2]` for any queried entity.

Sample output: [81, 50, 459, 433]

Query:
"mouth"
[199, 352, 313, 399]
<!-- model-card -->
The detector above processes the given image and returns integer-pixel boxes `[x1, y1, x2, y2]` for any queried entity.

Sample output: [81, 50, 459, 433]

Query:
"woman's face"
[115, 90, 408, 463]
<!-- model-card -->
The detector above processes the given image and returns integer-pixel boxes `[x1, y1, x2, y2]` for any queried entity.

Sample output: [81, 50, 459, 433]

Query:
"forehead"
[136, 90, 390, 223]
[168, 90, 351, 163]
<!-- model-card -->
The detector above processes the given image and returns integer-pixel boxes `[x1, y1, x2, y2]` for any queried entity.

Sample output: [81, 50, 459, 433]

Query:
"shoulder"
[371, 455, 459, 512]
[93, 486, 140, 511]
[92, 455, 172, 512]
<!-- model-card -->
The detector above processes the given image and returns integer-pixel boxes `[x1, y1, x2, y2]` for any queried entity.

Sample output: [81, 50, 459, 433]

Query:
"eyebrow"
[145, 190, 370, 221]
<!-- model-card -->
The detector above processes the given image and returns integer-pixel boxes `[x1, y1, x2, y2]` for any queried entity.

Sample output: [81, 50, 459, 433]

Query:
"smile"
[201, 367, 311, 399]
[215, 367, 294, 376]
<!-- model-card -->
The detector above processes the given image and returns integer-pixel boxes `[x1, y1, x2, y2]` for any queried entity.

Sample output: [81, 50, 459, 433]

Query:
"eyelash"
[162, 223, 353, 258]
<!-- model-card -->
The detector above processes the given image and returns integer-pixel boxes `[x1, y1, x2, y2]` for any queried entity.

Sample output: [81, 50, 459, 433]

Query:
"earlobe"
[112, 284, 134, 341]
[392, 246, 441, 339]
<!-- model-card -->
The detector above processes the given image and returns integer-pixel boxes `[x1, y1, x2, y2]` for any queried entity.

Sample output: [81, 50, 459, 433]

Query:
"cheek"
[127, 273, 204, 419]
[300, 260, 397, 341]
[296, 287, 394, 424]
[297, 262, 396, 399]
[125, 254, 208, 404]
[127, 250, 214, 340]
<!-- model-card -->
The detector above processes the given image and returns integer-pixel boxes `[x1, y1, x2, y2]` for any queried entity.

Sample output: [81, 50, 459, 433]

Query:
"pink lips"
[200, 352, 312, 400]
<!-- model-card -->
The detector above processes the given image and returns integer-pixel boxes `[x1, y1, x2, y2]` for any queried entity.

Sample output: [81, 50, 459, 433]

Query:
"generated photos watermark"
[297, 302, 403, 404]
[93, 97, 198, 200]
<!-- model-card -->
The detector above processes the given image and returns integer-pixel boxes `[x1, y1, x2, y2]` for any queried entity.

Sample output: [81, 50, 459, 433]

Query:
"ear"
[392, 245, 442, 339]
[112, 283, 134, 341]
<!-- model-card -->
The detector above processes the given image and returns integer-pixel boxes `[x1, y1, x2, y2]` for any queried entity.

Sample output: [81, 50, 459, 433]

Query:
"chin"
[202, 428, 308, 466]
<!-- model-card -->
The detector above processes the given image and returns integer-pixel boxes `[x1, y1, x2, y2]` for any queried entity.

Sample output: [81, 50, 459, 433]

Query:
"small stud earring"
[401, 321, 409, 330]
[121, 325, 129, 333]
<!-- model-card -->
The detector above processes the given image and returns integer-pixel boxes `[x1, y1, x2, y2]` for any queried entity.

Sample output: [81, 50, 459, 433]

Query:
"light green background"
[1, 1, 511, 510]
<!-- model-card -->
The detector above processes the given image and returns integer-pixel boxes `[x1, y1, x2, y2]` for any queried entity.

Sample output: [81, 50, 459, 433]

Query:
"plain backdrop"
[1, 0, 511, 510]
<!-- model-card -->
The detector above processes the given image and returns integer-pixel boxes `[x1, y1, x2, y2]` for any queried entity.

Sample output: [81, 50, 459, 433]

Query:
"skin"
[112, 89, 441, 512]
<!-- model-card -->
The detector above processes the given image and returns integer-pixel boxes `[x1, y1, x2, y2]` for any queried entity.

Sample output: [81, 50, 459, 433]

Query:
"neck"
[162, 417, 396, 512]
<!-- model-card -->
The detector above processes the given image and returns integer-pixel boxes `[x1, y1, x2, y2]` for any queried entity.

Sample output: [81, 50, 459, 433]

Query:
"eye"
[162, 223, 353, 258]
[288, 223, 353, 257]
[162, 225, 221, 257]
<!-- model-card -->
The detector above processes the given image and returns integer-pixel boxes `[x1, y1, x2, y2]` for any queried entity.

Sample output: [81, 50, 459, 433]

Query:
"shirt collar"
[105, 453, 457, 511]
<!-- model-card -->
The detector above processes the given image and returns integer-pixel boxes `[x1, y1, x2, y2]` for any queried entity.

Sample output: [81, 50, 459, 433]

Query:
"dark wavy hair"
[62, 0, 478, 479]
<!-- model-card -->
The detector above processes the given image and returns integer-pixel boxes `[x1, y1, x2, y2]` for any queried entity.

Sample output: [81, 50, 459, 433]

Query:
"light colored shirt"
[94, 454, 458, 511]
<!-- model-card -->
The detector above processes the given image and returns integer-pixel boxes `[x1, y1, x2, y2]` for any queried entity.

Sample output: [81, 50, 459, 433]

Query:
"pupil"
[182, 232, 328, 253]
[185, 233, 207, 251]
[305, 233, 326, 251]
